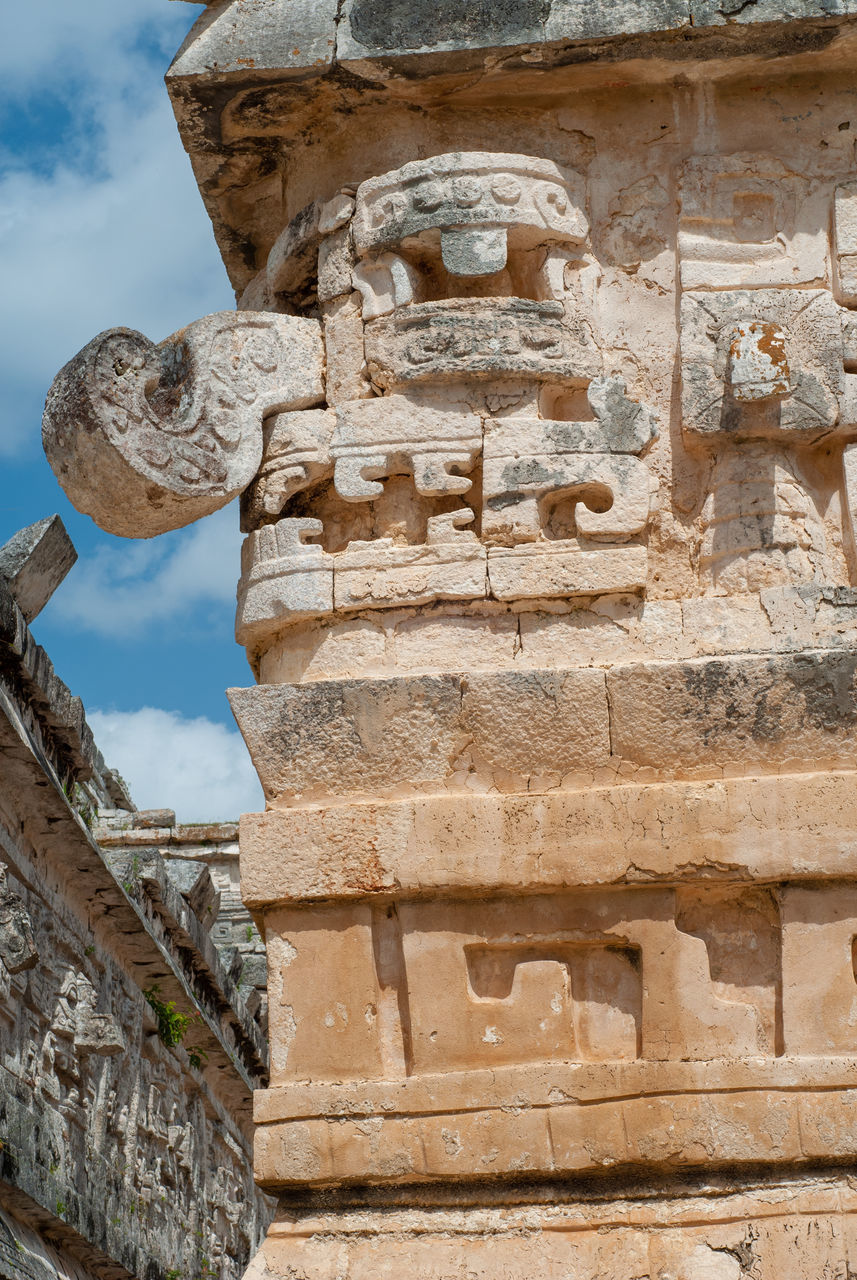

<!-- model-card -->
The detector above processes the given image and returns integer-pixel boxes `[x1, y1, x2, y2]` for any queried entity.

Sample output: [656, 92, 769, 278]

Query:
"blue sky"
[0, 0, 263, 818]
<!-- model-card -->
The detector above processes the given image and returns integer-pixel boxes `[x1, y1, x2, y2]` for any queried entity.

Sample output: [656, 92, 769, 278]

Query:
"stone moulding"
[253, 1071, 857, 1188]
[229, 650, 857, 803]
[238, 769, 857, 907]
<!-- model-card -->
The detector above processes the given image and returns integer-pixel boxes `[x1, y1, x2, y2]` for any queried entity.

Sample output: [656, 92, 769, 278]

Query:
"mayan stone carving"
[41, 1, 857, 1277]
[43, 312, 324, 537]
[0, 863, 38, 975]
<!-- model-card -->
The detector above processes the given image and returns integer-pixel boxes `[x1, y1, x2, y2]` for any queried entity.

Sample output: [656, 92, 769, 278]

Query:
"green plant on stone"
[188, 1044, 209, 1071]
[143, 984, 209, 1070]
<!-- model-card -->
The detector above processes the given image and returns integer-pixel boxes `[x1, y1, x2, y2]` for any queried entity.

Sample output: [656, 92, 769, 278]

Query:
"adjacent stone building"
[0, 522, 270, 1277]
[34, 0, 857, 1276]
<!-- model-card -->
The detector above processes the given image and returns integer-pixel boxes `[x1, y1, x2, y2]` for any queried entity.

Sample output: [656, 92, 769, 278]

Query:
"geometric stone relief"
[363, 298, 602, 392]
[679, 157, 857, 593]
[264, 885, 795, 1088]
[227, 147, 669, 646]
[680, 290, 845, 441]
[51, 970, 126, 1058]
[678, 154, 828, 291]
[351, 152, 590, 305]
[236, 367, 659, 645]
[43, 149, 666, 643]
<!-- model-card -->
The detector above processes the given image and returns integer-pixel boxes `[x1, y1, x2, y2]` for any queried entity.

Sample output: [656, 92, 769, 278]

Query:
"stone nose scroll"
[42, 311, 325, 539]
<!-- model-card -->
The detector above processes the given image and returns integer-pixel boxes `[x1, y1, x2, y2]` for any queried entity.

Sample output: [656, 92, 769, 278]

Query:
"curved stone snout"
[42, 312, 324, 538]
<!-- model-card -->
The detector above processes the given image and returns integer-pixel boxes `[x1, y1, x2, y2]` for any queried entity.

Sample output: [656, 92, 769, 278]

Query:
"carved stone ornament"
[43, 312, 324, 538]
[53, 970, 125, 1057]
[0, 863, 38, 974]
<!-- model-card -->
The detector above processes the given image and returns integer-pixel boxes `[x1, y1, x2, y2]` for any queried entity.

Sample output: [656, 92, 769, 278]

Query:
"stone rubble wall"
[95, 814, 268, 1033]
[0, 571, 271, 1280]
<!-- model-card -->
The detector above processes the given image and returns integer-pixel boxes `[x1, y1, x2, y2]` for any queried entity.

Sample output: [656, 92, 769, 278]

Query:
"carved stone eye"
[413, 181, 445, 211]
[452, 177, 483, 208]
[547, 188, 568, 216]
[491, 176, 522, 205]
[378, 193, 406, 224]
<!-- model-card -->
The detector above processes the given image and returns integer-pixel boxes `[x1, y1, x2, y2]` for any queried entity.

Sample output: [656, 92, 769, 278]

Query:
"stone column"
[43, 2, 857, 1275]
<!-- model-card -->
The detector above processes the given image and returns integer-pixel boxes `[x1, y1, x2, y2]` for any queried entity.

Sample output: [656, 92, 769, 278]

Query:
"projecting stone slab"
[339, 0, 696, 62]
[0, 516, 77, 623]
[239, 770, 857, 907]
[229, 668, 610, 801]
[229, 676, 468, 801]
[169, 0, 339, 79]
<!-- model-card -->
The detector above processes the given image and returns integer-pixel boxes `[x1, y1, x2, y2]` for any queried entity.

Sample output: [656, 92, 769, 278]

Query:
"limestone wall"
[36, 1, 857, 1277]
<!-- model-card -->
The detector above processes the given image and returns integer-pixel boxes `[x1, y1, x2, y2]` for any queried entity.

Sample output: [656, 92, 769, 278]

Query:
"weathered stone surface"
[0, 861, 38, 974]
[365, 299, 602, 391]
[43, 312, 324, 538]
[245, 1185, 857, 1279]
[608, 650, 857, 771]
[0, 515, 77, 623]
[230, 668, 609, 800]
[0, 560, 269, 1277]
[169, 0, 339, 79]
[678, 153, 829, 291]
[239, 769, 857, 906]
[42, 3, 857, 1277]
[680, 289, 845, 441]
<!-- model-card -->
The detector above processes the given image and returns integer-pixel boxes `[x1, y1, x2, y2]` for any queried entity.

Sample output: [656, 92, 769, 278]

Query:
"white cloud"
[89, 706, 263, 822]
[46, 504, 242, 638]
[0, 0, 192, 93]
[0, 0, 233, 455]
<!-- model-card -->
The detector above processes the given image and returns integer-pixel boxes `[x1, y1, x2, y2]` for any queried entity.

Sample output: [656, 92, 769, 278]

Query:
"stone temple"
[10, 0, 857, 1275]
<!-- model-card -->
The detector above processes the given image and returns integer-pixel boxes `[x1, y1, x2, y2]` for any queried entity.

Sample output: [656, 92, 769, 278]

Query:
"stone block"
[352, 152, 588, 263]
[459, 668, 610, 781]
[609, 651, 857, 772]
[365, 299, 602, 392]
[169, 0, 339, 80]
[334, 524, 488, 611]
[338, 0, 691, 63]
[691, 0, 857, 23]
[228, 675, 468, 800]
[237, 518, 334, 647]
[230, 667, 610, 800]
[680, 289, 844, 442]
[488, 544, 648, 600]
[163, 858, 221, 928]
[835, 180, 857, 305]
[242, 408, 335, 528]
[678, 153, 829, 290]
[239, 770, 857, 907]
[0, 516, 77, 623]
[781, 884, 857, 1057]
[264, 906, 386, 1084]
[331, 397, 481, 501]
